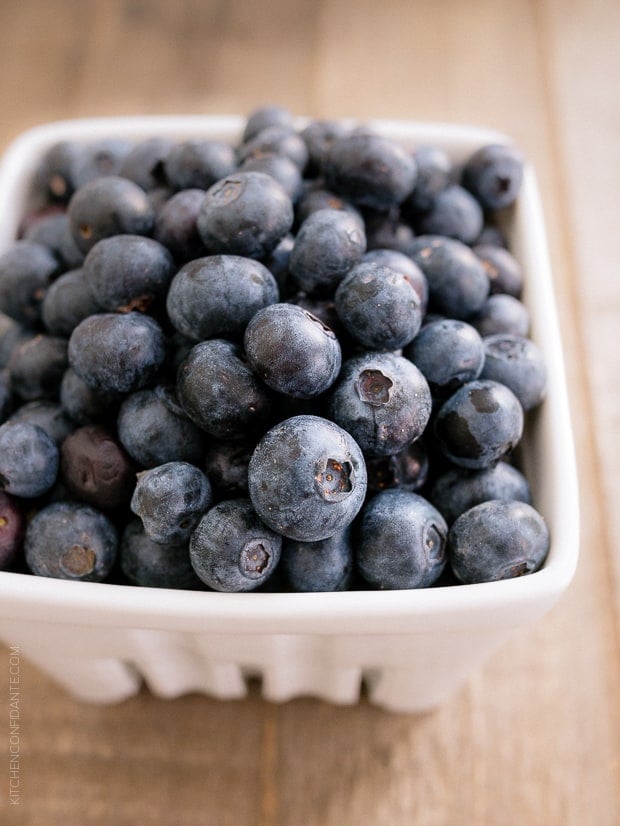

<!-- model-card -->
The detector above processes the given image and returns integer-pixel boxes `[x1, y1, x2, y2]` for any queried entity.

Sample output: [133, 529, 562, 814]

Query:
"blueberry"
[480, 334, 547, 411]
[60, 367, 121, 426]
[462, 144, 525, 211]
[166, 255, 278, 342]
[325, 132, 417, 211]
[299, 119, 348, 176]
[164, 139, 237, 190]
[242, 105, 294, 142]
[24, 501, 118, 581]
[240, 154, 304, 203]
[68, 175, 155, 253]
[248, 414, 367, 541]
[190, 497, 281, 591]
[405, 145, 451, 213]
[0, 492, 24, 570]
[409, 235, 489, 319]
[473, 244, 523, 298]
[281, 527, 353, 592]
[327, 352, 432, 456]
[244, 303, 341, 398]
[177, 339, 273, 438]
[83, 234, 175, 313]
[404, 319, 485, 397]
[8, 334, 68, 401]
[415, 184, 484, 245]
[238, 125, 309, 170]
[362, 208, 417, 254]
[355, 490, 448, 589]
[117, 385, 206, 468]
[118, 137, 173, 190]
[119, 519, 203, 589]
[69, 138, 132, 189]
[197, 171, 294, 259]
[434, 379, 524, 469]
[203, 439, 254, 497]
[8, 400, 75, 446]
[471, 294, 530, 337]
[362, 248, 428, 311]
[0, 240, 60, 326]
[131, 461, 212, 546]
[0, 318, 35, 369]
[294, 186, 362, 227]
[68, 312, 166, 394]
[334, 261, 423, 351]
[60, 425, 136, 509]
[154, 189, 208, 262]
[42, 269, 101, 337]
[365, 441, 429, 494]
[289, 208, 366, 294]
[33, 140, 80, 203]
[23, 212, 85, 271]
[448, 499, 549, 583]
[430, 462, 532, 524]
[0, 421, 59, 497]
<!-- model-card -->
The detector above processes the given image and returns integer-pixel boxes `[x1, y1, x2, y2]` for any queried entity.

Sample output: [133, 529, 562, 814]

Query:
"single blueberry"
[60, 367, 122, 426]
[23, 212, 85, 271]
[473, 244, 523, 298]
[415, 184, 484, 245]
[471, 294, 530, 338]
[120, 519, 204, 589]
[0, 492, 24, 570]
[242, 105, 294, 142]
[154, 188, 209, 263]
[42, 268, 101, 337]
[0, 421, 59, 498]
[362, 248, 428, 311]
[204, 439, 254, 498]
[237, 125, 309, 170]
[164, 139, 237, 191]
[480, 334, 547, 411]
[365, 441, 429, 494]
[240, 154, 304, 203]
[7, 334, 68, 402]
[0, 240, 60, 326]
[118, 137, 174, 190]
[281, 527, 353, 592]
[462, 144, 525, 210]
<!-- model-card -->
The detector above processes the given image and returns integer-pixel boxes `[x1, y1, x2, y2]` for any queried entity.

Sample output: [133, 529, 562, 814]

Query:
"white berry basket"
[0, 116, 579, 712]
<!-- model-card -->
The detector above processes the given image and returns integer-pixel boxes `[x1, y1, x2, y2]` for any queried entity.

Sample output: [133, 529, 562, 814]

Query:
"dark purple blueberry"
[0, 240, 60, 326]
[415, 184, 484, 245]
[8, 334, 68, 401]
[117, 385, 206, 468]
[287, 293, 345, 340]
[362, 208, 417, 254]
[365, 441, 429, 494]
[23, 212, 85, 270]
[68, 175, 155, 253]
[289, 208, 366, 294]
[434, 379, 524, 469]
[238, 125, 309, 170]
[406, 145, 452, 213]
[334, 261, 423, 351]
[409, 235, 489, 319]
[119, 519, 203, 589]
[0, 421, 59, 497]
[203, 439, 254, 497]
[240, 154, 303, 203]
[244, 303, 341, 398]
[0, 317, 36, 369]
[8, 400, 75, 446]
[70, 139, 133, 189]
[300, 120, 348, 176]
[153, 189, 208, 262]
[473, 244, 523, 298]
[131, 461, 212, 546]
[325, 132, 417, 211]
[356, 490, 447, 589]
[42, 269, 101, 337]
[24, 501, 118, 582]
[197, 171, 294, 259]
[362, 248, 428, 311]
[327, 352, 432, 457]
[471, 294, 530, 337]
[294, 186, 362, 227]
[189, 498, 282, 592]
[480, 334, 547, 411]
[118, 137, 173, 190]
[83, 234, 175, 314]
[242, 105, 295, 142]
[281, 527, 353, 592]
[0, 492, 24, 570]
[33, 140, 80, 204]
[164, 139, 237, 190]
[404, 319, 485, 397]
[60, 424, 136, 509]
[60, 368, 121, 425]
[448, 499, 549, 583]
[430, 462, 532, 525]
[248, 414, 367, 541]
[462, 144, 525, 211]
[176, 339, 273, 439]
[166, 255, 278, 342]
[68, 312, 166, 394]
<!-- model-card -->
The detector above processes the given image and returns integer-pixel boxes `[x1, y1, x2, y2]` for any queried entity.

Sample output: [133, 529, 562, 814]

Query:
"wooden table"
[1, 1, 619, 823]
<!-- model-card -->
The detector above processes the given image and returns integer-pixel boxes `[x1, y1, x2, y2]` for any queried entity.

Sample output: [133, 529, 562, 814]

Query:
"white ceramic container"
[0, 117, 579, 712]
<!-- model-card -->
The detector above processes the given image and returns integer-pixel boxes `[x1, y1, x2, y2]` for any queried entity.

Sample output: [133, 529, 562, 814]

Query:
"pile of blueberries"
[0, 105, 550, 593]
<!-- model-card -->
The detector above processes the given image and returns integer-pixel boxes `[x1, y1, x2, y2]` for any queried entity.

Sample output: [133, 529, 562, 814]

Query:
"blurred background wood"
[1, 0, 619, 823]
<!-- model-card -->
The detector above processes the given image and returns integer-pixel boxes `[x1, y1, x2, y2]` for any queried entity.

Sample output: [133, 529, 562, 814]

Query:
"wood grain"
[1, 1, 619, 824]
